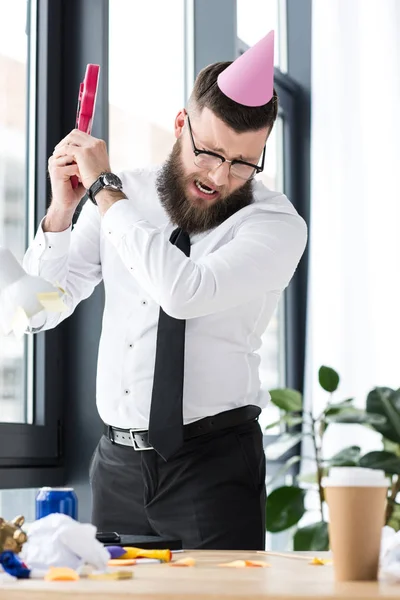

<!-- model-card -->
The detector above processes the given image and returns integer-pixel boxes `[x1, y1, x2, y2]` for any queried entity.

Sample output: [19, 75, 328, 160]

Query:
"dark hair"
[188, 61, 278, 133]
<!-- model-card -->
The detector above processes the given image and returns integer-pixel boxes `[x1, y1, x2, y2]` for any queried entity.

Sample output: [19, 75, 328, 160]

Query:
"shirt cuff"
[31, 217, 72, 260]
[101, 199, 146, 245]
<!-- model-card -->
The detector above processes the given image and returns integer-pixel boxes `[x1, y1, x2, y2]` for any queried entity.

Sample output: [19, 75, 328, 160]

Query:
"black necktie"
[148, 227, 191, 461]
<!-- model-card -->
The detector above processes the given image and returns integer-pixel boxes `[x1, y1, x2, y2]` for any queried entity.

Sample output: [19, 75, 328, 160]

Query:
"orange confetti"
[218, 560, 270, 568]
[169, 557, 196, 567]
[44, 567, 79, 581]
[108, 558, 137, 566]
[245, 560, 271, 567]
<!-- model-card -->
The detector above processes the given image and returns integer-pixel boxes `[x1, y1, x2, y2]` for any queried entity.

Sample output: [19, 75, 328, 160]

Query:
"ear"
[0, 518, 4, 526]
[12, 515, 25, 527]
[174, 109, 187, 139]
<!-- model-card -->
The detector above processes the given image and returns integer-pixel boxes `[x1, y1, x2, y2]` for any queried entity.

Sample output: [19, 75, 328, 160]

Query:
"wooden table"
[0, 551, 399, 600]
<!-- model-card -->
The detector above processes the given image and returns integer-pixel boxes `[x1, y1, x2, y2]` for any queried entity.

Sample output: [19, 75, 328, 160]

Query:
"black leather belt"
[105, 405, 261, 451]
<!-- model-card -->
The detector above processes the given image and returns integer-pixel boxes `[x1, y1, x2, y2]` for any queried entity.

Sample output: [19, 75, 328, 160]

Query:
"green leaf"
[359, 451, 400, 475]
[265, 433, 303, 461]
[267, 456, 302, 487]
[269, 388, 302, 412]
[264, 415, 304, 432]
[319, 366, 340, 393]
[324, 399, 354, 417]
[366, 387, 400, 444]
[383, 439, 400, 458]
[387, 502, 400, 531]
[381, 389, 400, 442]
[327, 446, 361, 466]
[296, 469, 328, 485]
[293, 521, 329, 551]
[296, 471, 318, 485]
[326, 408, 386, 425]
[266, 486, 306, 533]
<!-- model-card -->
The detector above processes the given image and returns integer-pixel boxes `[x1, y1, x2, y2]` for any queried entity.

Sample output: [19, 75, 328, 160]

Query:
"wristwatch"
[87, 172, 123, 204]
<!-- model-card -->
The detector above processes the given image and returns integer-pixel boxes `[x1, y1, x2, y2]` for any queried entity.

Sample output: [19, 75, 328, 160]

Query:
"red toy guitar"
[71, 64, 100, 189]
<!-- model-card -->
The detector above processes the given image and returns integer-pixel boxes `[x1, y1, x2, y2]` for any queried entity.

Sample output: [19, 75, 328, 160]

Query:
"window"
[256, 118, 286, 432]
[0, 0, 35, 424]
[237, 2, 289, 432]
[237, 0, 287, 72]
[0, 0, 63, 474]
[236, 0, 310, 550]
[108, 0, 185, 171]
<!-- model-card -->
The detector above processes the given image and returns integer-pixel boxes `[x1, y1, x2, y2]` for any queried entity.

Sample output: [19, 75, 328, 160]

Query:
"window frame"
[264, 0, 311, 466]
[0, 0, 110, 488]
[0, 0, 64, 479]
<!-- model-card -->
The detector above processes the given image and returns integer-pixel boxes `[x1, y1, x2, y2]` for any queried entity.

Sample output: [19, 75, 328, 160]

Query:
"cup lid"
[322, 467, 389, 487]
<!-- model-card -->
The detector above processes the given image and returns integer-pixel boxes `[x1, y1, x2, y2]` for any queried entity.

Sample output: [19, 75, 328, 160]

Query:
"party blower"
[71, 63, 100, 189]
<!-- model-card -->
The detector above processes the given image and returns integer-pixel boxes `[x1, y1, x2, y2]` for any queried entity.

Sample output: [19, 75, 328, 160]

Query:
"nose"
[207, 161, 230, 188]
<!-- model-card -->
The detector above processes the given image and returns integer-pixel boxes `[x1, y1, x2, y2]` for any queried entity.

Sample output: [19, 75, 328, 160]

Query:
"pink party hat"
[217, 30, 275, 107]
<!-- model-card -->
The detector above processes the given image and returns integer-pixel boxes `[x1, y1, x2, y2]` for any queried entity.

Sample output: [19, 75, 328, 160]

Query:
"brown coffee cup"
[323, 467, 388, 581]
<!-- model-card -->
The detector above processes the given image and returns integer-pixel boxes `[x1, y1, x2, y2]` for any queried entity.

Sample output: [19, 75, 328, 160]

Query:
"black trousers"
[90, 418, 266, 550]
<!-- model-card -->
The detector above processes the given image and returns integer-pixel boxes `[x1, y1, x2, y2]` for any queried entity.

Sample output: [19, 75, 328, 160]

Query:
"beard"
[156, 138, 254, 234]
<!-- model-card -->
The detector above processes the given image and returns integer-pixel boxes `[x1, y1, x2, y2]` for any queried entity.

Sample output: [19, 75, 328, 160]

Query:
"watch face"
[103, 172, 122, 189]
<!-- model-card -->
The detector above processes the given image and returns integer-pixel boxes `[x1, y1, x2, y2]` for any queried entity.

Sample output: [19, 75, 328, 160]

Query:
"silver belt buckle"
[129, 428, 153, 451]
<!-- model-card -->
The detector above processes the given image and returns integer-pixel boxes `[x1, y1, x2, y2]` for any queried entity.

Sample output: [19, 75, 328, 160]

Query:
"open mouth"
[193, 178, 219, 198]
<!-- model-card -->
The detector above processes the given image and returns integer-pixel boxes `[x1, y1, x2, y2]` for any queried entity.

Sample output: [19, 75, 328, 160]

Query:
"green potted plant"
[265, 366, 400, 550]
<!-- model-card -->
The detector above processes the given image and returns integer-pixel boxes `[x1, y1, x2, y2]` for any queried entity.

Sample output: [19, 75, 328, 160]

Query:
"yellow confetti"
[37, 292, 67, 312]
[88, 570, 133, 580]
[54, 281, 68, 295]
[309, 557, 332, 566]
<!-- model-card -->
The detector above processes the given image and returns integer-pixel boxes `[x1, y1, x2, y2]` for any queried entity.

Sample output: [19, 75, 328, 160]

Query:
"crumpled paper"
[0, 569, 17, 584]
[20, 513, 109, 572]
[380, 526, 400, 581]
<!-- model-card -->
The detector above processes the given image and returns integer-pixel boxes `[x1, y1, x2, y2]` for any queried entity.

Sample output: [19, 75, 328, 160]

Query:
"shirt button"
[124, 389, 130, 395]
[128, 343, 134, 348]
[140, 299, 148, 306]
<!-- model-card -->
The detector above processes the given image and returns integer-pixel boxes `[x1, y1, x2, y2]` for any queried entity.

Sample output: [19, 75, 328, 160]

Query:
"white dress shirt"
[23, 166, 307, 428]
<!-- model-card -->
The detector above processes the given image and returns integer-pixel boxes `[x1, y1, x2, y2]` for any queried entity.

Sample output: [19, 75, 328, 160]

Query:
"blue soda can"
[35, 487, 78, 520]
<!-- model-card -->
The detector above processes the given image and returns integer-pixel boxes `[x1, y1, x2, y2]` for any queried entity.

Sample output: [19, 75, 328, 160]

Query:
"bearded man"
[24, 31, 307, 550]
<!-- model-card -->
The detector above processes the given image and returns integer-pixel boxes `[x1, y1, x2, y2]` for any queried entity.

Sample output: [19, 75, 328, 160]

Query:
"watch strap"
[88, 177, 105, 204]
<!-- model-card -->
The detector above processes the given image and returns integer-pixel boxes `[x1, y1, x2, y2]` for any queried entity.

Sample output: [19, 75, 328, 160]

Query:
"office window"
[237, 0, 287, 72]
[256, 118, 286, 432]
[0, 0, 35, 424]
[108, 0, 185, 171]
[237, 3, 288, 431]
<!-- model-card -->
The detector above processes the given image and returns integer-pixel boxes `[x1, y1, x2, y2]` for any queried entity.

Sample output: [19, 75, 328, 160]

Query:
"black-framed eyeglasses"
[186, 114, 265, 181]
